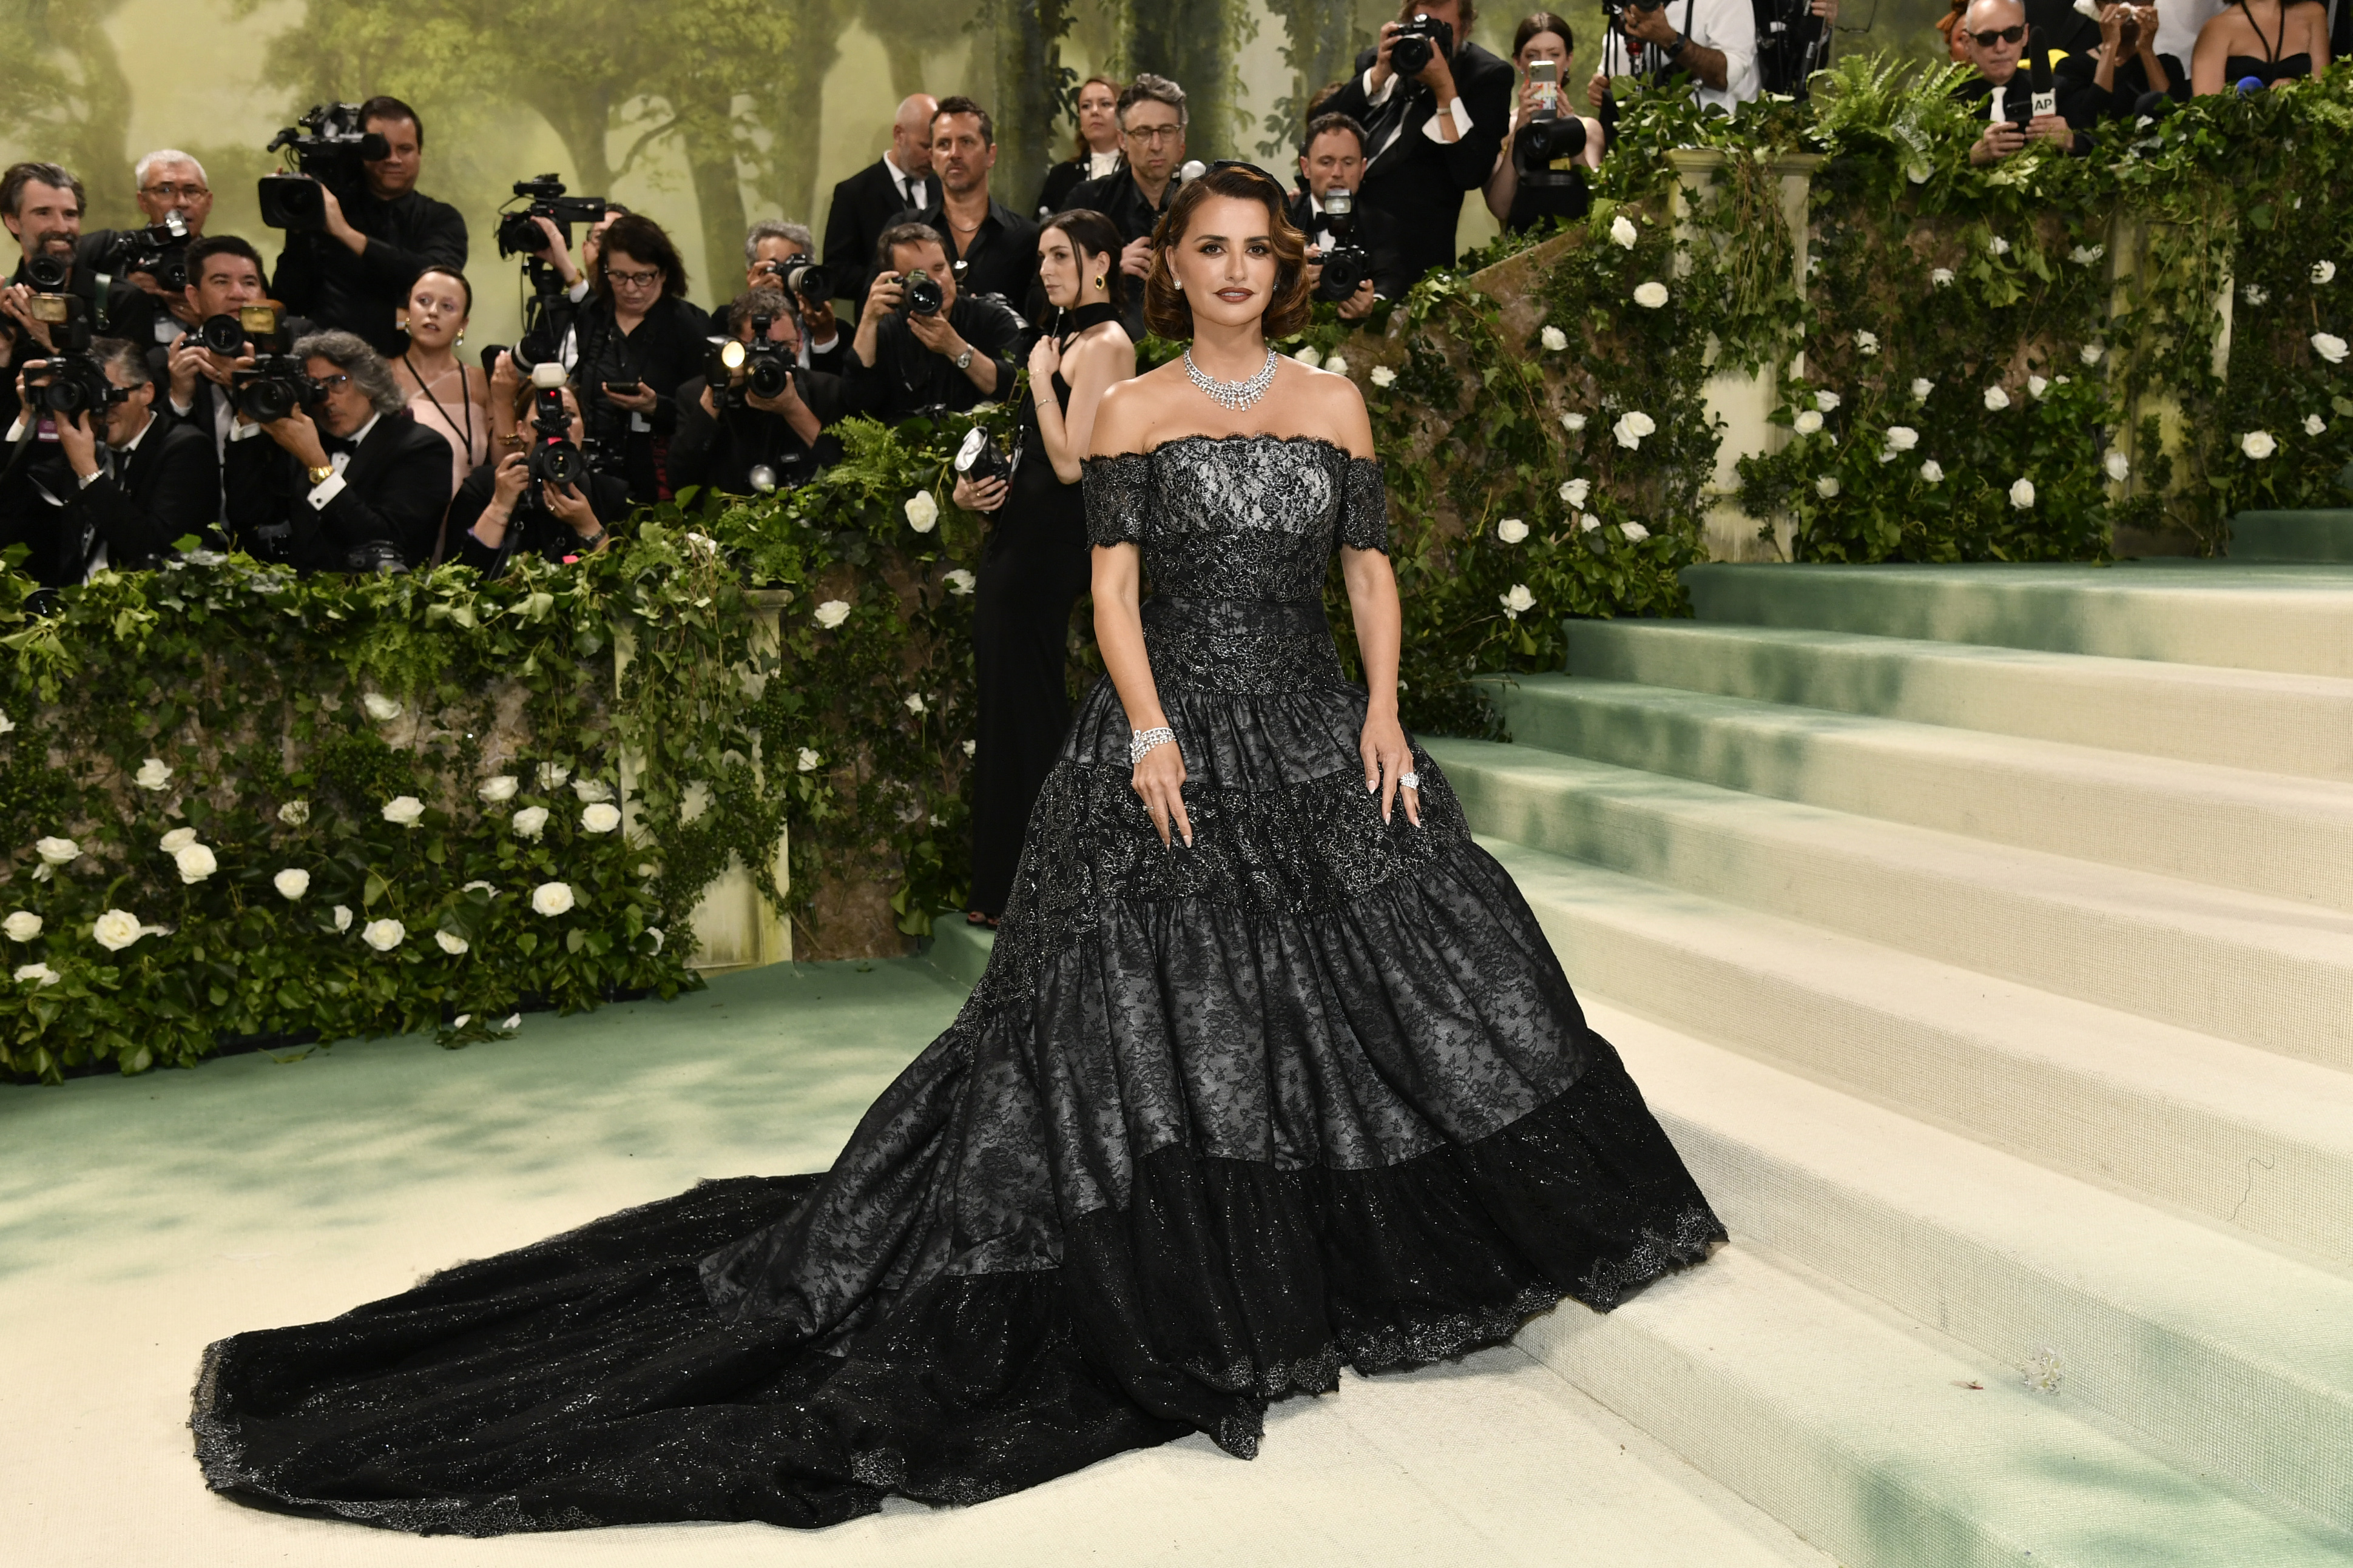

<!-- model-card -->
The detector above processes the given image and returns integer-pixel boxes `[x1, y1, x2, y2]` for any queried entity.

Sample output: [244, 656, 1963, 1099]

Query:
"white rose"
[2105, 451, 2131, 482]
[14, 963, 57, 987]
[905, 692, 927, 715]
[2081, 343, 2105, 366]
[1984, 386, 2011, 411]
[1323, 355, 1349, 377]
[1632, 281, 1670, 309]
[1855, 331, 1879, 357]
[159, 827, 199, 853]
[1292, 345, 1322, 368]
[463, 880, 496, 896]
[1579, 513, 1602, 533]
[903, 491, 940, 533]
[1793, 409, 1824, 436]
[646, 927, 665, 952]
[435, 929, 470, 955]
[35, 836, 78, 866]
[91, 909, 144, 952]
[2315, 260, 2338, 285]
[2241, 430, 2277, 459]
[277, 799, 311, 826]
[0, 710, 13, 735]
[1499, 584, 1536, 619]
[361, 692, 403, 722]
[1911, 378, 1935, 402]
[2243, 284, 2269, 307]
[2315, 332, 2350, 365]
[1815, 391, 1841, 413]
[1621, 521, 1651, 542]
[1990, 235, 2011, 255]
[1920, 459, 1945, 483]
[2070, 243, 2105, 266]
[2028, 375, 2050, 399]
[1369, 365, 1397, 389]
[1609, 213, 1638, 249]
[1559, 477, 1592, 508]
[814, 599, 852, 629]
[2009, 477, 2037, 509]
[362, 918, 405, 952]
[174, 843, 218, 884]
[532, 881, 576, 917]
[1815, 475, 1842, 499]
[1931, 268, 1955, 288]
[1906, 161, 1931, 184]
[797, 747, 823, 773]
[133, 758, 172, 792]
[511, 806, 550, 839]
[572, 778, 615, 803]
[536, 762, 571, 790]
[962, 739, 977, 757]
[1560, 412, 1587, 432]
[945, 569, 977, 596]
[581, 802, 623, 834]
[1884, 425, 1920, 452]
[274, 868, 310, 900]
[4, 910, 40, 941]
[1539, 326, 1569, 352]
[1613, 411, 1656, 449]
[332, 904, 353, 932]
[2306, 414, 2329, 436]
[478, 775, 519, 804]
[1494, 517, 1530, 544]
[381, 796, 425, 828]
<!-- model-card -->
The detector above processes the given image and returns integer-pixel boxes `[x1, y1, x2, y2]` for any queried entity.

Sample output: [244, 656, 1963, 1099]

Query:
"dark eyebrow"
[1190, 233, 1273, 244]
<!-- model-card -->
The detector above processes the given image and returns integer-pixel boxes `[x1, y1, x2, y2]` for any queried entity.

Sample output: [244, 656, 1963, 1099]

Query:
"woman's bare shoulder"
[1293, 361, 1376, 459]
[1089, 360, 1192, 456]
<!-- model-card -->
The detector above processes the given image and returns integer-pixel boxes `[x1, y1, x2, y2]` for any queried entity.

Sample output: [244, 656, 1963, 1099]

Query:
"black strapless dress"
[190, 433, 1724, 1535]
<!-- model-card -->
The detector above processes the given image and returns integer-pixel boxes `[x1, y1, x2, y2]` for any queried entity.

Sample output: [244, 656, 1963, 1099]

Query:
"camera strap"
[90, 271, 114, 332]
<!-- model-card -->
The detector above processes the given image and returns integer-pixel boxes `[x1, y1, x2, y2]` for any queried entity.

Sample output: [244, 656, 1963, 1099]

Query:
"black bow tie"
[320, 434, 357, 457]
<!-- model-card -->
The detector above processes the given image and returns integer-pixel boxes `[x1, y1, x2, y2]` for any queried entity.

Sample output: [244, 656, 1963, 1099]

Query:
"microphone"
[2237, 75, 2267, 93]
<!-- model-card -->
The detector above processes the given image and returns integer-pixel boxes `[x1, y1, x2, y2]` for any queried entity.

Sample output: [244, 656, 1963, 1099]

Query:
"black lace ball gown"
[191, 433, 1724, 1535]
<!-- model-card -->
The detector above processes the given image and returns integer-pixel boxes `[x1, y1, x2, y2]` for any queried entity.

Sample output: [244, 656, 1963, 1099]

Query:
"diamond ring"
[1399, 770, 1420, 790]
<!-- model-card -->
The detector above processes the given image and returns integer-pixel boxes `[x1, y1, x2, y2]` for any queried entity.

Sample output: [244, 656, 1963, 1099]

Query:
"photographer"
[1753, 0, 1840, 97]
[75, 150, 211, 345]
[1487, 14, 1606, 235]
[448, 377, 627, 575]
[895, 98, 1041, 309]
[3, 163, 157, 414]
[2, 337, 216, 584]
[2057, 2, 2181, 121]
[515, 212, 711, 504]
[1954, 0, 2085, 161]
[1068, 75, 1192, 340]
[221, 329, 454, 572]
[823, 95, 937, 314]
[1322, 2, 1516, 285]
[719, 221, 843, 373]
[1288, 115, 1413, 321]
[162, 237, 283, 483]
[1034, 76, 1126, 219]
[844, 223, 1022, 422]
[1586, 0, 1759, 117]
[670, 287, 845, 496]
[269, 97, 468, 356]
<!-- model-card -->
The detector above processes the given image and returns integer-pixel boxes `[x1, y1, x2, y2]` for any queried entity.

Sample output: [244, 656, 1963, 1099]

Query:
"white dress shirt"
[1598, 0, 1759, 116]
[882, 150, 929, 213]
[1357, 67, 1479, 164]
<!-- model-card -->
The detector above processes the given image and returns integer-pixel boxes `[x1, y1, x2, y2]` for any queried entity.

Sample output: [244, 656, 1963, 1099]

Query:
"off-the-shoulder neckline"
[1084, 432, 1378, 463]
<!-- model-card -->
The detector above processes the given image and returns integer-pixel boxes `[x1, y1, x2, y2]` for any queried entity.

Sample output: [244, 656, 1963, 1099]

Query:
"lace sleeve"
[1337, 456, 1389, 554]
[1081, 453, 1153, 547]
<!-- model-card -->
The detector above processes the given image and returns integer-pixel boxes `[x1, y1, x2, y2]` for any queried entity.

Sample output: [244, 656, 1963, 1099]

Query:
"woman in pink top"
[391, 268, 491, 537]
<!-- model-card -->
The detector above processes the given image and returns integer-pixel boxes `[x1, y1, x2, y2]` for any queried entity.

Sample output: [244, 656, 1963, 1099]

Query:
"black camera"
[521, 368, 587, 491]
[196, 312, 247, 355]
[953, 424, 1016, 487]
[259, 104, 390, 230]
[23, 255, 70, 292]
[1512, 108, 1588, 186]
[234, 354, 324, 423]
[706, 323, 794, 409]
[760, 256, 832, 302]
[1312, 188, 1375, 303]
[1390, 12, 1456, 75]
[902, 266, 945, 317]
[496, 174, 610, 260]
[95, 214, 192, 292]
[22, 354, 126, 417]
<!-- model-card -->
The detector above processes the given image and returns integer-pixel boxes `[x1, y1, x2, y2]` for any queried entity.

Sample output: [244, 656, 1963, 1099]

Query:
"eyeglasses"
[140, 183, 210, 200]
[1968, 24, 2026, 44]
[1125, 124, 1184, 145]
[314, 372, 351, 391]
[606, 268, 661, 288]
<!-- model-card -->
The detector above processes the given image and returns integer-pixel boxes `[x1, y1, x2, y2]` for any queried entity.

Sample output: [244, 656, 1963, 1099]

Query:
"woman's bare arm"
[1326, 374, 1419, 827]
[1089, 377, 1191, 847]
[1041, 329, 1136, 484]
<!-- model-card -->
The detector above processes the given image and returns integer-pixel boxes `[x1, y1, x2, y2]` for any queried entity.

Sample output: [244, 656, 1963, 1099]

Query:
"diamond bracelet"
[1128, 725, 1176, 766]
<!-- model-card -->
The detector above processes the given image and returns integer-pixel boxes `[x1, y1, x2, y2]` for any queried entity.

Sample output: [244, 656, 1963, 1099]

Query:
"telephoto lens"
[768, 257, 833, 301]
[1512, 112, 1588, 184]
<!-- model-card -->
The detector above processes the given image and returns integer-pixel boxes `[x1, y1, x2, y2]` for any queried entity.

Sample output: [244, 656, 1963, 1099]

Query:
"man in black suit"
[223, 329, 453, 573]
[1320, 1, 1514, 284]
[1067, 73, 1191, 341]
[893, 97, 1041, 310]
[822, 94, 938, 316]
[161, 237, 281, 486]
[1289, 113, 1414, 323]
[1, 336, 216, 584]
[270, 97, 468, 357]
[670, 288, 846, 497]
[2, 162, 157, 434]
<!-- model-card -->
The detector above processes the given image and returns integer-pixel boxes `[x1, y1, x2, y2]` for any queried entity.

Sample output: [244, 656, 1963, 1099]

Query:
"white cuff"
[306, 471, 348, 511]
[4, 417, 26, 443]
[227, 419, 265, 443]
[1363, 67, 1397, 106]
[170, 397, 195, 417]
[567, 278, 590, 303]
[806, 329, 840, 355]
[77, 468, 103, 490]
[1422, 96, 1474, 143]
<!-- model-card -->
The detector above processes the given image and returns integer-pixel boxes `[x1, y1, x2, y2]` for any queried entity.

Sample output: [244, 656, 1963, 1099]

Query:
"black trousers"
[968, 493, 1092, 917]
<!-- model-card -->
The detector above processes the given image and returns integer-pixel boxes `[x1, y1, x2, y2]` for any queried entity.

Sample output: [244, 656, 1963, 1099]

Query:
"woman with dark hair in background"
[953, 207, 1135, 924]
[518, 212, 711, 504]
[445, 377, 629, 577]
[1033, 75, 1126, 219]
[1484, 13, 1605, 235]
[391, 266, 490, 505]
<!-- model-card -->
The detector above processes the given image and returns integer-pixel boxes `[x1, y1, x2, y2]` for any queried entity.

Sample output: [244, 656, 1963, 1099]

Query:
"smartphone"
[602, 380, 643, 395]
[1530, 58, 1560, 113]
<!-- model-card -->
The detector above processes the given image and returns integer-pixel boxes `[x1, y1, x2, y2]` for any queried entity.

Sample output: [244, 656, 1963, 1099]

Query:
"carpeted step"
[1487, 674, 2353, 911]
[1426, 739, 2353, 1071]
[1585, 997, 2353, 1536]
[1554, 620, 2353, 783]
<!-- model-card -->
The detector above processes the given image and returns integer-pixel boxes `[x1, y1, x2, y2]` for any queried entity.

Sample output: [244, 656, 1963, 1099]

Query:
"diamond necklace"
[1183, 345, 1278, 411]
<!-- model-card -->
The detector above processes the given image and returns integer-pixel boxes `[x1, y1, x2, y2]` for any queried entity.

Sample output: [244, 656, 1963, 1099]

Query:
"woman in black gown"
[956, 209, 1136, 925]
[189, 164, 1723, 1536]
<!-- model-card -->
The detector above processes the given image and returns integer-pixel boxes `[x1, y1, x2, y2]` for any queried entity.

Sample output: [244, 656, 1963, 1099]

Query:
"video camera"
[704, 320, 795, 411]
[93, 214, 193, 292]
[1390, 12, 1456, 75]
[1312, 188, 1375, 303]
[259, 104, 390, 231]
[759, 255, 833, 304]
[496, 174, 609, 260]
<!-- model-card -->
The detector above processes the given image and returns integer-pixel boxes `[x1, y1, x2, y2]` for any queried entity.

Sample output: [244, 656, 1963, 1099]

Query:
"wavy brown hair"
[1142, 164, 1312, 342]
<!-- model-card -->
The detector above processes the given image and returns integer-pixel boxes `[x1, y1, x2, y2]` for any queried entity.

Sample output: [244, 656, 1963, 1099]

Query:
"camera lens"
[747, 357, 792, 399]
[905, 271, 944, 316]
[24, 257, 69, 291]
[198, 314, 246, 355]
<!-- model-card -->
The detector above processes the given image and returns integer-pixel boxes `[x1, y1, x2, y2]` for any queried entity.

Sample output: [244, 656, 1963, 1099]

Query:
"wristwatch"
[953, 346, 975, 371]
[1666, 30, 1689, 56]
[306, 462, 336, 486]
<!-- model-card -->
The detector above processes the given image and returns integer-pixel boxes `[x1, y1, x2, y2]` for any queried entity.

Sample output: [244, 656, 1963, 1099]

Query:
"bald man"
[823, 94, 940, 312]
[1953, 0, 2078, 164]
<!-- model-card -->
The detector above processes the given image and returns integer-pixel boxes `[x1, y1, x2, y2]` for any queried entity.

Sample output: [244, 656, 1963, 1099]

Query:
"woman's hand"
[1132, 734, 1192, 847]
[542, 479, 599, 532]
[953, 473, 1008, 513]
[1361, 711, 1420, 827]
[1028, 334, 1062, 385]
[602, 381, 658, 414]
[490, 449, 532, 510]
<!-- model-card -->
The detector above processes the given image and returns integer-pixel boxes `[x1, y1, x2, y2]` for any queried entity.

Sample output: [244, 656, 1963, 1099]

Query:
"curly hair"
[292, 329, 408, 417]
[1142, 164, 1312, 342]
[592, 213, 689, 301]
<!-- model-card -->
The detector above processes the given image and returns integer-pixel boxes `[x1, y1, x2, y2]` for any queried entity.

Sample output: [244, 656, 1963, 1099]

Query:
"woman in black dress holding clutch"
[954, 209, 1136, 924]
